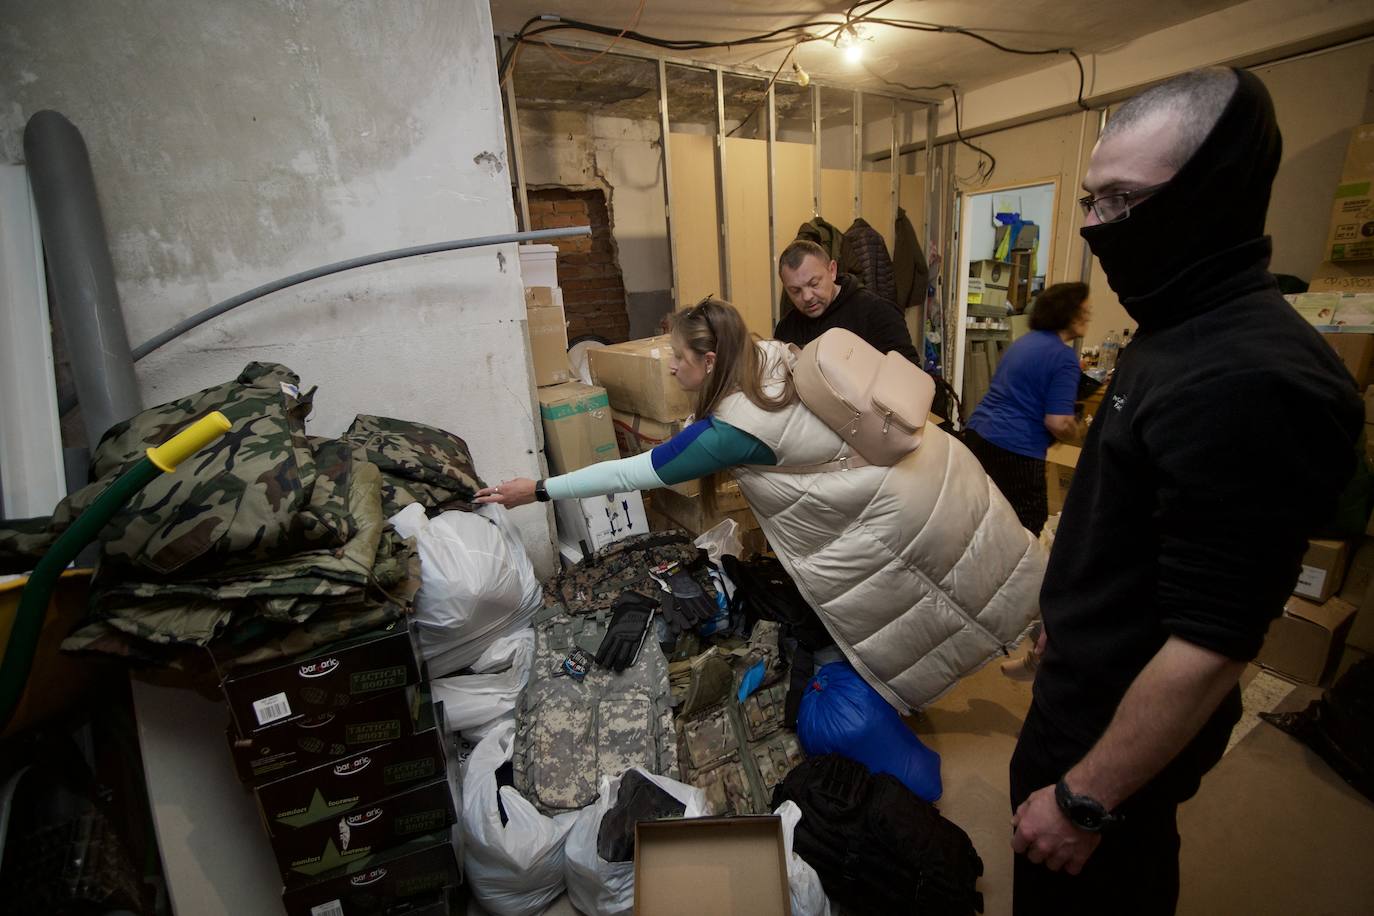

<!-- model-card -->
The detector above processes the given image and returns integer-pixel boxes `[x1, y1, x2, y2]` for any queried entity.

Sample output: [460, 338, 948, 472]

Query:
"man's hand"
[1011, 784, 1101, 875]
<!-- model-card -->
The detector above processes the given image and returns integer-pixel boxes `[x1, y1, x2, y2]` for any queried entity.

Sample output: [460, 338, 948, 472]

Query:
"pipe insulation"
[23, 110, 141, 445]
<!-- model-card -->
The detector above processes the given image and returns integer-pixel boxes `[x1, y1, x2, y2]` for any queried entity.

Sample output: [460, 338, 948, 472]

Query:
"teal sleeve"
[648, 418, 776, 486]
[545, 452, 665, 500]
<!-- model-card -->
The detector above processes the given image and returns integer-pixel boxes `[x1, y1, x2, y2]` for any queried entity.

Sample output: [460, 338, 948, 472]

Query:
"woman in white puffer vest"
[479, 299, 1045, 712]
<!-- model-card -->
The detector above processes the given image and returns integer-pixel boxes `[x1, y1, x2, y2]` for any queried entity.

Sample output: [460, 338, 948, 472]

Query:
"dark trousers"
[1008, 699, 1233, 916]
[964, 428, 1049, 535]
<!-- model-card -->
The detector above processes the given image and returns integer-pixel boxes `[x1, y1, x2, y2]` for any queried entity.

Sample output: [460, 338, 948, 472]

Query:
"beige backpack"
[783, 328, 936, 471]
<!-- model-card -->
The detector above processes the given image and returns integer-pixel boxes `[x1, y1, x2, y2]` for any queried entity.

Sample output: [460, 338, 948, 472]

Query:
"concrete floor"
[475, 650, 1374, 915]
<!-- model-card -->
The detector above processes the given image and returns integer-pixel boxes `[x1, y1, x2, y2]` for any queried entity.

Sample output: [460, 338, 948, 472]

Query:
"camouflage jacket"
[546, 531, 710, 615]
[335, 414, 485, 519]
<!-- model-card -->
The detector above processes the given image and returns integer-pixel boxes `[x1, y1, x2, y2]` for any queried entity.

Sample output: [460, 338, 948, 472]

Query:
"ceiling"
[495, 0, 1250, 122]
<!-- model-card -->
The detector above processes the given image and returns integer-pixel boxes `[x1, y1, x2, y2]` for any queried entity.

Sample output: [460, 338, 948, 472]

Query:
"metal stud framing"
[657, 59, 680, 302]
[852, 90, 863, 219]
[714, 67, 732, 300]
[500, 39, 531, 235]
[811, 84, 823, 217]
[767, 81, 779, 320]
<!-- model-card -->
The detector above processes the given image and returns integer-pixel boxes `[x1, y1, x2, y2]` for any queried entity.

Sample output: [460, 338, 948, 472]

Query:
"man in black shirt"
[774, 240, 920, 364]
[1008, 68, 1362, 915]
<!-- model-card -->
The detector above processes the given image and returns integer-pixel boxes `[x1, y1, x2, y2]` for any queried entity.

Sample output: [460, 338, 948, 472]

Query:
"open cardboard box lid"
[634, 816, 791, 916]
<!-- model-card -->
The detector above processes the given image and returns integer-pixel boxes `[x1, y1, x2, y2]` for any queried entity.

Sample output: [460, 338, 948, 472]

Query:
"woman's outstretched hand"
[475, 478, 538, 509]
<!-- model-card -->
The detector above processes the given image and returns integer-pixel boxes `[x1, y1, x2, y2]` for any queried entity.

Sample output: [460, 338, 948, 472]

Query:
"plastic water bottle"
[1100, 330, 1121, 375]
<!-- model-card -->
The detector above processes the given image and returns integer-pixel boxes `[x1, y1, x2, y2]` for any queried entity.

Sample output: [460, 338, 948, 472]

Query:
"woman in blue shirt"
[964, 282, 1090, 536]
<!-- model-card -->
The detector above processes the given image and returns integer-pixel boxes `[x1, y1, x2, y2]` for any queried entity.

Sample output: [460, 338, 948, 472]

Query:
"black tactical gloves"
[595, 591, 659, 672]
[659, 571, 717, 637]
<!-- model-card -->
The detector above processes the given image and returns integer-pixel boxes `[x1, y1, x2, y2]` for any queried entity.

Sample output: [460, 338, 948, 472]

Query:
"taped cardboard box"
[525, 287, 572, 386]
[1257, 596, 1357, 686]
[222, 618, 423, 738]
[256, 700, 449, 836]
[280, 828, 460, 916]
[539, 381, 618, 476]
[1293, 538, 1350, 603]
[634, 816, 791, 916]
[588, 335, 695, 423]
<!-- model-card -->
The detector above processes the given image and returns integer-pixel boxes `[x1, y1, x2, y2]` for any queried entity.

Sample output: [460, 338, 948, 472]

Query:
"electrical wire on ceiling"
[724, 43, 798, 139]
[498, 2, 1096, 184]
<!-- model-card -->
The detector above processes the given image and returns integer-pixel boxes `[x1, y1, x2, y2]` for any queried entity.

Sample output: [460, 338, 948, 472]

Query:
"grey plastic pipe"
[24, 111, 141, 445]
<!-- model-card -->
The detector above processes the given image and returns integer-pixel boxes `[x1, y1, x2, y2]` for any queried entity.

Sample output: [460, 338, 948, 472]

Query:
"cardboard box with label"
[228, 684, 424, 785]
[538, 382, 618, 476]
[256, 701, 448, 835]
[1293, 538, 1350, 603]
[222, 619, 423, 738]
[588, 335, 695, 423]
[525, 287, 573, 387]
[611, 409, 685, 459]
[280, 829, 460, 916]
[270, 777, 457, 884]
[1309, 260, 1374, 294]
[1319, 331, 1374, 390]
[634, 817, 790, 916]
[1256, 595, 1357, 686]
[1324, 123, 1374, 262]
[555, 491, 651, 553]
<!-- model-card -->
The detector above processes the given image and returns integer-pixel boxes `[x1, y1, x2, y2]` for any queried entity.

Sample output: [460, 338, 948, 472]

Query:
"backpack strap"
[739, 453, 872, 475]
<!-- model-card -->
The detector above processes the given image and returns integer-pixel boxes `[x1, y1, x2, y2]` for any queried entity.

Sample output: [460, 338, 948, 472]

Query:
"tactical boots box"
[228, 685, 424, 785]
[222, 618, 422, 736]
[271, 776, 457, 884]
[280, 829, 460, 916]
[257, 700, 448, 836]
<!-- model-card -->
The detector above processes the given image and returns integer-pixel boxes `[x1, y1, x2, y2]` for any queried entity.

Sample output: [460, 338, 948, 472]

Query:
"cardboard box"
[611, 409, 685, 458]
[1309, 260, 1374, 294]
[1256, 595, 1357, 685]
[554, 491, 651, 553]
[1325, 180, 1374, 262]
[995, 222, 1039, 253]
[222, 619, 423, 737]
[634, 816, 790, 916]
[1294, 538, 1351, 602]
[651, 479, 757, 537]
[1044, 442, 1081, 517]
[1320, 331, 1374, 389]
[228, 684, 424, 785]
[1339, 537, 1374, 653]
[525, 287, 572, 387]
[271, 777, 457, 884]
[519, 243, 559, 288]
[588, 335, 695, 423]
[970, 259, 1016, 286]
[539, 382, 618, 476]
[1340, 123, 1374, 179]
[256, 701, 448, 834]
[280, 829, 460, 916]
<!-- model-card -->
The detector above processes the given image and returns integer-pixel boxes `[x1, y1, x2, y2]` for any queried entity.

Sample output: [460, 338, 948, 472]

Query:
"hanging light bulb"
[836, 24, 864, 64]
[792, 60, 811, 87]
[844, 42, 864, 64]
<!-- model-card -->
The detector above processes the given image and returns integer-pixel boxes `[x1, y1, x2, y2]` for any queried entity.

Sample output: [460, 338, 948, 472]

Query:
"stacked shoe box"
[220, 617, 463, 914]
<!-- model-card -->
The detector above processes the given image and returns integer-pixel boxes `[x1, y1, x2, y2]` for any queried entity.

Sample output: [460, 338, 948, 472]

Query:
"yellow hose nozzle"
[145, 411, 232, 473]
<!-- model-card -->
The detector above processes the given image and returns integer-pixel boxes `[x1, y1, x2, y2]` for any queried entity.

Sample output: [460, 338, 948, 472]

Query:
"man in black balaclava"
[1008, 68, 1362, 915]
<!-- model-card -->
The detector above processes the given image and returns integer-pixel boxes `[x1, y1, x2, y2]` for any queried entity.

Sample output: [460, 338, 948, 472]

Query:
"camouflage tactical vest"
[547, 531, 706, 616]
[512, 603, 678, 815]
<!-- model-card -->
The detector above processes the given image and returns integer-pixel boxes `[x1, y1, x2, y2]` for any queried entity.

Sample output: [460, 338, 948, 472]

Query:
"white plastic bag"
[564, 769, 709, 916]
[461, 719, 577, 916]
[775, 801, 834, 916]
[694, 517, 743, 566]
[430, 628, 534, 742]
[389, 503, 542, 676]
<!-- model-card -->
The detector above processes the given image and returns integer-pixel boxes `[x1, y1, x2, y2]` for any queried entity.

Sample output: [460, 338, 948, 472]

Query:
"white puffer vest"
[715, 341, 1046, 712]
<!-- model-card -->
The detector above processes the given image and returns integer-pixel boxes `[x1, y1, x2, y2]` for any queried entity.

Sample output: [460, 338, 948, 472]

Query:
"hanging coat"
[842, 218, 897, 308]
[894, 207, 930, 311]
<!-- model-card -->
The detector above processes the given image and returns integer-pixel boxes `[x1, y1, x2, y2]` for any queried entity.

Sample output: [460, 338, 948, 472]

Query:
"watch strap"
[535, 479, 550, 502]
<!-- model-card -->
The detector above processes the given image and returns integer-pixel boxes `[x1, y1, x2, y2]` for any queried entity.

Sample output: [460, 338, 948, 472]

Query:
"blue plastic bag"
[797, 661, 943, 802]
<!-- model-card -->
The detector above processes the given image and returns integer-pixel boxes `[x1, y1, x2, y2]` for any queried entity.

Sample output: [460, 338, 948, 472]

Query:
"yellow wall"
[723, 137, 773, 336]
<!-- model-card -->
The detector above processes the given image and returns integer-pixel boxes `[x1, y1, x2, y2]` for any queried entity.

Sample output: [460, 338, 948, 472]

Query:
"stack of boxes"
[588, 336, 766, 555]
[221, 618, 461, 914]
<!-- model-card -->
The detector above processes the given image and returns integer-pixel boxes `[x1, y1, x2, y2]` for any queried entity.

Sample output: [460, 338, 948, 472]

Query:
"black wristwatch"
[534, 479, 550, 503]
[1055, 779, 1122, 832]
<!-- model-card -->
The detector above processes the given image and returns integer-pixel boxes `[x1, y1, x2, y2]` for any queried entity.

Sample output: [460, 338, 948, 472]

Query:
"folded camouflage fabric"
[546, 531, 710, 616]
[337, 414, 485, 518]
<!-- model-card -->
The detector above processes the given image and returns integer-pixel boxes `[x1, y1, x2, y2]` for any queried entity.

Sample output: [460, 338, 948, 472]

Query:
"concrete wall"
[518, 109, 674, 337]
[0, 0, 556, 574]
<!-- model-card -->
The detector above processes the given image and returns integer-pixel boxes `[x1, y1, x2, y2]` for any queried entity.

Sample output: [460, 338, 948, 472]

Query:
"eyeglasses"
[693, 298, 717, 343]
[1079, 182, 1169, 224]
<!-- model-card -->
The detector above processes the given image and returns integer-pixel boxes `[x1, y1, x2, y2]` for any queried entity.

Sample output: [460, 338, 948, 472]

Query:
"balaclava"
[1081, 68, 1282, 303]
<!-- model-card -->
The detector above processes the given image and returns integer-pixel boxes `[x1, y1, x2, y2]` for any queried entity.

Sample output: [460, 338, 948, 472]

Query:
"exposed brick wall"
[527, 188, 631, 343]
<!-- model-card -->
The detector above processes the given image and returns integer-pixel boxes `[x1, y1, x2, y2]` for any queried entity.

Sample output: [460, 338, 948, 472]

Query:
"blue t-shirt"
[967, 330, 1080, 459]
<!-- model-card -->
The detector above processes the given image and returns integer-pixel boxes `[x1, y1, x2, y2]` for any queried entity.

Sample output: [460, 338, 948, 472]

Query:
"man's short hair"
[1028, 282, 1089, 333]
[1101, 68, 1238, 170]
[779, 239, 831, 273]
